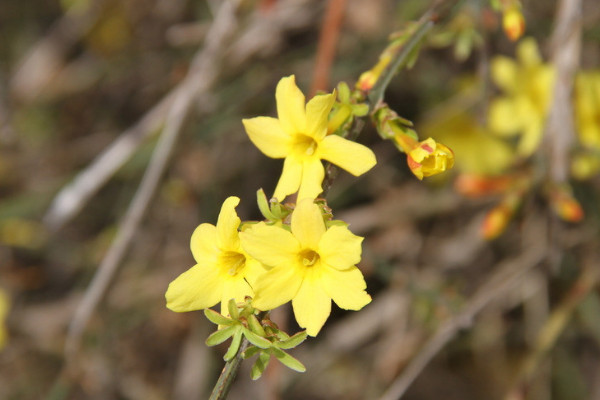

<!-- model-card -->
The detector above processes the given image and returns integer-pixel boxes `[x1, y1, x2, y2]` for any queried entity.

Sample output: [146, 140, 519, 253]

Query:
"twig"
[208, 339, 250, 400]
[377, 219, 548, 400]
[64, 0, 242, 360]
[503, 260, 597, 399]
[544, 0, 582, 183]
[309, 0, 347, 96]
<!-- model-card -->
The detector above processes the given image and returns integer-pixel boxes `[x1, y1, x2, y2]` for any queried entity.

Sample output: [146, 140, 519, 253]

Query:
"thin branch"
[544, 0, 582, 183]
[64, 0, 242, 360]
[310, 0, 347, 96]
[378, 220, 548, 400]
[208, 339, 250, 400]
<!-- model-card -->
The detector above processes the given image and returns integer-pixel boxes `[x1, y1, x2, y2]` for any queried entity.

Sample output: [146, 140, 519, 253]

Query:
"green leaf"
[227, 298, 239, 320]
[256, 189, 276, 220]
[206, 325, 237, 347]
[248, 314, 267, 337]
[277, 331, 307, 350]
[223, 328, 243, 361]
[272, 348, 306, 373]
[337, 82, 350, 103]
[250, 352, 271, 380]
[243, 345, 260, 359]
[243, 328, 272, 349]
[351, 103, 369, 117]
[204, 309, 233, 326]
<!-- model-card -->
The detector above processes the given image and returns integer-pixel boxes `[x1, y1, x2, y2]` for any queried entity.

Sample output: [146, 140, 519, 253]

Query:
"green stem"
[208, 338, 250, 400]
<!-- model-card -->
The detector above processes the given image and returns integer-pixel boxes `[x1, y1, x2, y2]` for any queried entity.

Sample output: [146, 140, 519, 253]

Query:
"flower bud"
[502, 6, 525, 42]
[406, 138, 455, 180]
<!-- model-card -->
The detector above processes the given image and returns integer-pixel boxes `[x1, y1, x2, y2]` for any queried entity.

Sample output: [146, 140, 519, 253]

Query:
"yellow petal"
[491, 56, 518, 93]
[517, 119, 543, 156]
[166, 263, 222, 312]
[291, 198, 326, 249]
[292, 272, 331, 336]
[190, 223, 219, 264]
[276, 75, 306, 134]
[517, 37, 541, 67]
[216, 196, 241, 250]
[253, 265, 303, 311]
[319, 134, 377, 176]
[273, 156, 302, 201]
[318, 225, 363, 270]
[220, 278, 254, 316]
[239, 222, 300, 267]
[242, 117, 291, 158]
[297, 157, 325, 200]
[320, 266, 371, 310]
[305, 92, 336, 140]
[488, 98, 522, 135]
[243, 256, 268, 287]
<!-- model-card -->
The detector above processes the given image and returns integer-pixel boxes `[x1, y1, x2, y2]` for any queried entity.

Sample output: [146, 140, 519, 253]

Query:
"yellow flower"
[242, 75, 376, 201]
[406, 138, 455, 180]
[0, 289, 8, 350]
[488, 38, 555, 156]
[240, 199, 371, 336]
[575, 71, 600, 150]
[166, 196, 264, 316]
[502, 6, 525, 42]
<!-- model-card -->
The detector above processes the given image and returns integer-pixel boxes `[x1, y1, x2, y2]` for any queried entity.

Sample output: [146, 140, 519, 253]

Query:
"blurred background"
[1, 0, 600, 399]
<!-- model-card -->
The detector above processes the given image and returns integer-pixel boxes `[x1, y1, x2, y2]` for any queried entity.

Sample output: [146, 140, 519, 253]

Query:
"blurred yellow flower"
[406, 138, 455, 180]
[575, 71, 600, 150]
[488, 38, 555, 156]
[243, 75, 376, 201]
[240, 199, 371, 336]
[166, 196, 264, 316]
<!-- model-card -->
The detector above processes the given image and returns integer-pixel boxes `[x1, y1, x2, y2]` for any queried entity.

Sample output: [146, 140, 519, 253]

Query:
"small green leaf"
[204, 309, 233, 326]
[351, 103, 369, 117]
[337, 82, 350, 103]
[256, 189, 276, 220]
[227, 298, 239, 320]
[206, 325, 237, 347]
[272, 348, 306, 372]
[248, 314, 267, 337]
[250, 352, 271, 380]
[243, 345, 260, 359]
[243, 328, 272, 349]
[224, 328, 243, 361]
[277, 331, 307, 350]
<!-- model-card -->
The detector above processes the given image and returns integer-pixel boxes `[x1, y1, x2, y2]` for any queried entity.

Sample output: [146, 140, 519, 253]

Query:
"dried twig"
[377, 217, 548, 400]
[64, 0, 242, 359]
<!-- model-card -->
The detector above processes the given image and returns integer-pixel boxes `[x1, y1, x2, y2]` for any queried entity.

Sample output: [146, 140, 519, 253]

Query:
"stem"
[208, 339, 250, 400]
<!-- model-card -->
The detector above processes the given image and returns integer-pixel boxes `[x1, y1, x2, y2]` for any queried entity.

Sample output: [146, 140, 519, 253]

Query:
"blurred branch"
[64, 0, 243, 360]
[503, 260, 598, 400]
[378, 216, 548, 400]
[310, 0, 347, 96]
[544, 0, 582, 183]
[44, 0, 321, 231]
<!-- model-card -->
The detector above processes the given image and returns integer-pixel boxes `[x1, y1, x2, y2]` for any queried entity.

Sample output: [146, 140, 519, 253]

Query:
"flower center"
[219, 251, 246, 276]
[293, 134, 318, 157]
[298, 249, 320, 267]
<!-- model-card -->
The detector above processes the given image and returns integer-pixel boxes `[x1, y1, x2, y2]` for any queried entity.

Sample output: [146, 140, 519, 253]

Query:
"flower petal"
[491, 56, 518, 93]
[320, 266, 371, 311]
[297, 157, 325, 200]
[517, 119, 543, 156]
[166, 263, 222, 312]
[190, 223, 219, 264]
[319, 134, 377, 176]
[488, 98, 522, 135]
[252, 265, 303, 311]
[292, 272, 331, 336]
[276, 75, 306, 134]
[318, 225, 363, 270]
[216, 196, 241, 250]
[517, 37, 542, 67]
[220, 278, 254, 316]
[305, 92, 336, 140]
[242, 117, 291, 158]
[273, 156, 302, 201]
[291, 198, 326, 249]
[240, 222, 300, 267]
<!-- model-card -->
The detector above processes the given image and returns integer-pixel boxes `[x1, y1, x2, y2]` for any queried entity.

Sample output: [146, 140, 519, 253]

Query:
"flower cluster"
[166, 76, 375, 342]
